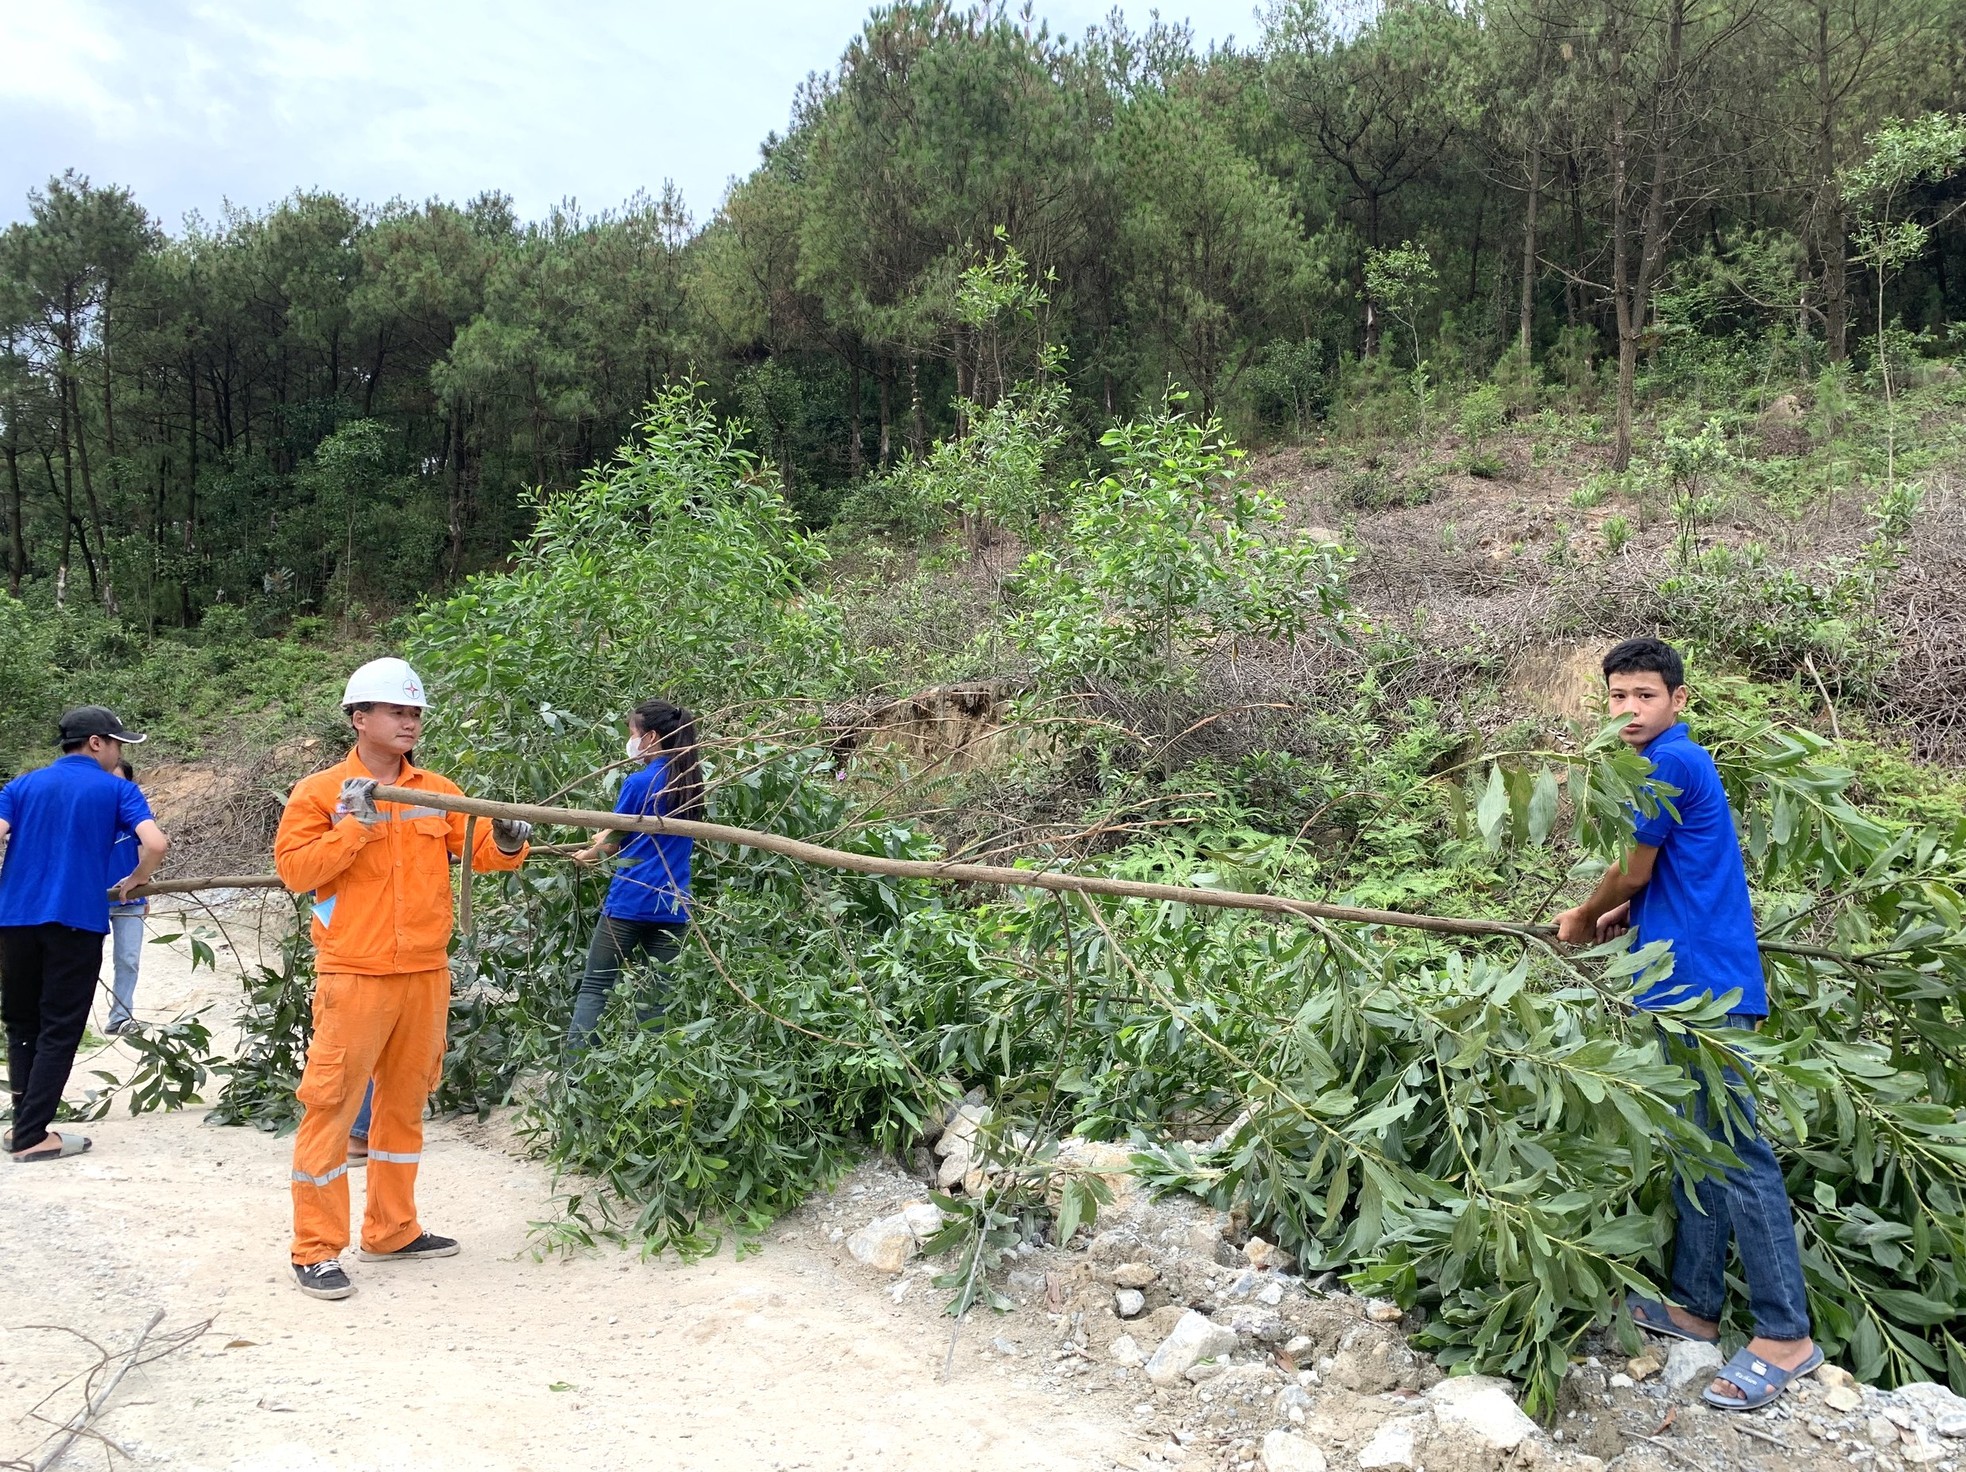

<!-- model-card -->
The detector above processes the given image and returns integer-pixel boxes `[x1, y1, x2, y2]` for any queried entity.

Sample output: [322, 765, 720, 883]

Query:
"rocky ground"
[802, 1141, 1966, 1472]
[12, 917, 1966, 1472]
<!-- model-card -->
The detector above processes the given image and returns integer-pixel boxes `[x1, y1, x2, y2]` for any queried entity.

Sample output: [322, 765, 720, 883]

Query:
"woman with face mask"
[564, 699, 704, 1052]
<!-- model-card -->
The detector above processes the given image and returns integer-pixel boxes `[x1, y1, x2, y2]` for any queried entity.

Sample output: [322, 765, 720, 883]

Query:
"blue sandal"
[1627, 1294, 1719, 1345]
[1702, 1346, 1825, 1410]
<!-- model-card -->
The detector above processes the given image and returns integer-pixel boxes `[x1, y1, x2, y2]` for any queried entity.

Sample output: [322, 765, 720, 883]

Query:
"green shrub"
[1602, 514, 1632, 555]
[1491, 343, 1541, 415]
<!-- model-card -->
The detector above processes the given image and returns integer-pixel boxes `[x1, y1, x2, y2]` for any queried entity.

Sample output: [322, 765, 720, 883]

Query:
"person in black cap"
[0, 707, 170, 1161]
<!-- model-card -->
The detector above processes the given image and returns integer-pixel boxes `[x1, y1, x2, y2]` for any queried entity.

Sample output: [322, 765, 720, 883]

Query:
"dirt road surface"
[1, 915, 1138, 1472]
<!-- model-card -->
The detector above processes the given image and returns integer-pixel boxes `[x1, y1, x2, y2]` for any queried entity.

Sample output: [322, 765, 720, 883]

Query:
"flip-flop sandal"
[1627, 1293, 1720, 1344]
[1702, 1345, 1825, 1411]
[13, 1133, 92, 1162]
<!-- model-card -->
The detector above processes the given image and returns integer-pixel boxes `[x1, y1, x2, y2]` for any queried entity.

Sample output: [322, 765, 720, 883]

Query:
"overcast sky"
[1, 1, 1265, 234]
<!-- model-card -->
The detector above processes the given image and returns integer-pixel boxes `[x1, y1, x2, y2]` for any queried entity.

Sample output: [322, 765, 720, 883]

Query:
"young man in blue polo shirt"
[1555, 638, 1818, 1410]
[0, 707, 170, 1161]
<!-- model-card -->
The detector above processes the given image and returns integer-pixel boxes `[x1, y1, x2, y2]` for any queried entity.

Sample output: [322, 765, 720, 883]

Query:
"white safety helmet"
[342, 657, 428, 709]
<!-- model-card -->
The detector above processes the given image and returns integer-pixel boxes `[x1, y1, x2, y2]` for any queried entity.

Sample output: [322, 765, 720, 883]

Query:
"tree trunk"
[4, 436, 23, 595]
[1567, 154, 1586, 326]
[908, 356, 925, 458]
[1608, 0, 1686, 473]
[101, 287, 116, 457]
[1363, 196, 1384, 357]
[68, 372, 117, 613]
[56, 332, 77, 603]
[1520, 142, 1542, 354]
[847, 354, 863, 479]
[364, 332, 388, 416]
[877, 357, 892, 468]
[447, 404, 468, 580]
[183, 349, 198, 626]
[1816, 0, 1848, 360]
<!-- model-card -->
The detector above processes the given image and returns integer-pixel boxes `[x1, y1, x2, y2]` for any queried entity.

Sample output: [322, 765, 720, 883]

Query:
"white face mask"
[624, 734, 645, 759]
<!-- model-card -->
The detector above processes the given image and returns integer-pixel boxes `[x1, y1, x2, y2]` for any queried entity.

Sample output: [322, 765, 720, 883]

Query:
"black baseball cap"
[57, 706, 147, 746]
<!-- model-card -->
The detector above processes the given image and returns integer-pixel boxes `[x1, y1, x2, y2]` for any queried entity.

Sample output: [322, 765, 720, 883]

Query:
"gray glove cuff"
[491, 818, 532, 854]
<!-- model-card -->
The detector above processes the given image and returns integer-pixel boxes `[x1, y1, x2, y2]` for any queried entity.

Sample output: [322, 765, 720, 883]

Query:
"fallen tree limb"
[130, 874, 287, 896]
[127, 843, 588, 899]
[372, 783, 1550, 942]
[120, 791, 1901, 965]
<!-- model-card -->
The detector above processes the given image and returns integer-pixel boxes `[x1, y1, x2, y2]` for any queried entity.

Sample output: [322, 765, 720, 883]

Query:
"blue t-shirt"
[1628, 724, 1767, 1016]
[0, 754, 154, 934]
[109, 829, 149, 916]
[602, 757, 693, 924]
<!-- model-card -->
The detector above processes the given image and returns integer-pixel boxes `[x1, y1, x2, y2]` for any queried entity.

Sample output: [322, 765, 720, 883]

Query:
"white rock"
[1283, 1335, 1315, 1358]
[1426, 1375, 1539, 1451]
[1258, 1281, 1285, 1307]
[1116, 1289, 1147, 1318]
[1260, 1429, 1328, 1472]
[1145, 1310, 1240, 1387]
[1356, 1416, 1425, 1470]
[1867, 1416, 1901, 1447]
[1937, 1413, 1966, 1440]
[1276, 1384, 1315, 1417]
[900, 1201, 944, 1240]
[936, 1102, 990, 1156]
[1214, 1305, 1286, 1343]
[1609, 1374, 1635, 1390]
[846, 1213, 916, 1273]
[1186, 1357, 1229, 1384]
[1113, 1262, 1159, 1289]
[935, 1150, 970, 1189]
[1901, 1383, 1966, 1422]
[1108, 1335, 1146, 1367]
[1827, 1386, 1864, 1413]
[1054, 1138, 1140, 1206]
[1905, 1433, 1946, 1465]
[1661, 1338, 1726, 1395]
[1364, 1299, 1404, 1323]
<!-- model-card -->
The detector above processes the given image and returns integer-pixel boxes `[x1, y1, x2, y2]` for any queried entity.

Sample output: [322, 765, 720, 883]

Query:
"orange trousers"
[290, 969, 449, 1265]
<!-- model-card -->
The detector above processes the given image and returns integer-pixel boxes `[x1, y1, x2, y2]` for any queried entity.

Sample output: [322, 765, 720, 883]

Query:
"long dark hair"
[632, 699, 705, 821]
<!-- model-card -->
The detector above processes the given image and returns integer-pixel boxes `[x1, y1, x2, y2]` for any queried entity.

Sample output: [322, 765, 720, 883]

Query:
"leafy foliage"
[1010, 399, 1350, 698]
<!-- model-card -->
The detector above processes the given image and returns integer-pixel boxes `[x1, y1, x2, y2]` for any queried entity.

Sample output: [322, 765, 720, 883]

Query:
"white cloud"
[1, 0, 1265, 229]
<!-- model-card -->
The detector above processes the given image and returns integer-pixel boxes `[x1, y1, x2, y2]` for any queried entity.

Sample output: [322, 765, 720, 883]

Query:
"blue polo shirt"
[602, 757, 693, 925]
[0, 754, 154, 934]
[1629, 724, 1767, 1016]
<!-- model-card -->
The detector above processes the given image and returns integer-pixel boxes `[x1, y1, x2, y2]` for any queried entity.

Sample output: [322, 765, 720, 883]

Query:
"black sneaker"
[359, 1231, 460, 1262]
[294, 1259, 354, 1299]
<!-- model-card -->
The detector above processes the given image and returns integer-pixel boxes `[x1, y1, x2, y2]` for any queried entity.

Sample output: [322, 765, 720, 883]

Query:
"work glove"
[335, 777, 382, 825]
[492, 818, 532, 854]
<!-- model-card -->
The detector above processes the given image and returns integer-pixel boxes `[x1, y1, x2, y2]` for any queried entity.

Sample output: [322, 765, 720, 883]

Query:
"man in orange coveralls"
[274, 657, 531, 1301]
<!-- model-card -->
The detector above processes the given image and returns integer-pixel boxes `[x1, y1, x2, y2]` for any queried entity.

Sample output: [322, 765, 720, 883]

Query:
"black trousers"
[1, 923, 106, 1153]
[564, 916, 686, 1052]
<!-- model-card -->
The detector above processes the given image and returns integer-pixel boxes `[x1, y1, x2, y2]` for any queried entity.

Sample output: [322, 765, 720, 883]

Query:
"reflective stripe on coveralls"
[288, 968, 450, 1264]
[276, 755, 529, 1266]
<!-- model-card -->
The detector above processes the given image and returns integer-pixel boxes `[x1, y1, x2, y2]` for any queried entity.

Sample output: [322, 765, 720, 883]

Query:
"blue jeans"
[107, 906, 146, 1030]
[1667, 1016, 1812, 1341]
[350, 1080, 374, 1142]
[565, 915, 686, 1052]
